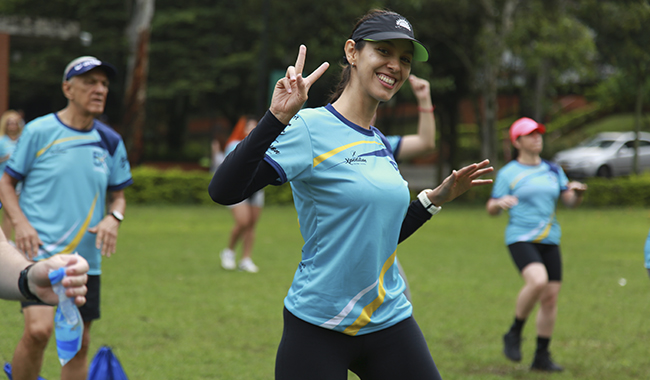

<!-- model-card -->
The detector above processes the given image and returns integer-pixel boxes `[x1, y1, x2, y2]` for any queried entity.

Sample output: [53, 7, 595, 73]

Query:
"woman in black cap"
[210, 9, 492, 379]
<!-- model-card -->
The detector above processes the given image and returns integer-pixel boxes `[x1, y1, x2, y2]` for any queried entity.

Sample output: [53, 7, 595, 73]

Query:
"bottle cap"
[48, 267, 66, 285]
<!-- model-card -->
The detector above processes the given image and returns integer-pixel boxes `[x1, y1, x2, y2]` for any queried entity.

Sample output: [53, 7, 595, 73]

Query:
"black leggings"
[275, 308, 442, 380]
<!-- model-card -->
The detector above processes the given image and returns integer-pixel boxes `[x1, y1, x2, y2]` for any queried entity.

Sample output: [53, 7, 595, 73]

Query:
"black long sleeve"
[208, 110, 435, 241]
[398, 200, 434, 243]
[208, 111, 286, 205]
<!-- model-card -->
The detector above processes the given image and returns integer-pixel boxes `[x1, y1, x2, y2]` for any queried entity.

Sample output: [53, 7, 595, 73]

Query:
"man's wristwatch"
[417, 189, 442, 216]
[18, 264, 41, 302]
[111, 210, 124, 223]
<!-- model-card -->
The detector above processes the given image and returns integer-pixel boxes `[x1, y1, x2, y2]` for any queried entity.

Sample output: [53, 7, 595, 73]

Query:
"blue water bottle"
[49, 267, 84, 366]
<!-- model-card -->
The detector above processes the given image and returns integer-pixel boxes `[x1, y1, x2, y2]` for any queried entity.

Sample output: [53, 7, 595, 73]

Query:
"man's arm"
[0, 172, 43, 257]
[88, 190, 125, 257]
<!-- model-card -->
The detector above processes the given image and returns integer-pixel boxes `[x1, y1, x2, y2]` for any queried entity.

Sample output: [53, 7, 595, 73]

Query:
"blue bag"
[3, 363, 47, 380]
[87, 346, 128, 380]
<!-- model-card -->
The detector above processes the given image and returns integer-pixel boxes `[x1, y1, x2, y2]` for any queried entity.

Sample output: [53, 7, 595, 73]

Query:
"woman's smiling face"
[351, 39, 414, 103]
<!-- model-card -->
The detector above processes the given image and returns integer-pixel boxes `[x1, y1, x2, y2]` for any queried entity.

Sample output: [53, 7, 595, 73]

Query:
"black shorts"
[275, 308, 442, 380]
[508, 242, 562, 281]
[21, 275, 101, 322]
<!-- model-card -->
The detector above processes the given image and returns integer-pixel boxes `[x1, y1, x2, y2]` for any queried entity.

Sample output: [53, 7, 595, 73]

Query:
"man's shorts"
[21, 275, 101, 322]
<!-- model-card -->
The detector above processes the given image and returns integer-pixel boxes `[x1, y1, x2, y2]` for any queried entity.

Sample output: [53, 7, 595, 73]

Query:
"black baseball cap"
[62, 56, 117, 82]
[350, 13, 429, 62]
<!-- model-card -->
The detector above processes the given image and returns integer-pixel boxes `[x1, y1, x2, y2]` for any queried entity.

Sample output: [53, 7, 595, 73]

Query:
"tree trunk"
[122, 0, 155, 165]
[533, 58, 550, 122]
[481, 63, 499, 167]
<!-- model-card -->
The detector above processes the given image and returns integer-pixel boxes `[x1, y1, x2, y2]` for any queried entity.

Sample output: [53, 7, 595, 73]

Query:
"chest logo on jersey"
[344, 151, 367, 165]
[93, 150, 108, 173]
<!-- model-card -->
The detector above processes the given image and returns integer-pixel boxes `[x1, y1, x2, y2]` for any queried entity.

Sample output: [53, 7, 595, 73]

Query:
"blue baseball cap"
[62, 56, 117, 82]
[350, 12, 429, 62]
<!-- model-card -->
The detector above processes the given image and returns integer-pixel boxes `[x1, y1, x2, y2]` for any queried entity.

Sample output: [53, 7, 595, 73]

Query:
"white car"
[552, 131, 650, 178]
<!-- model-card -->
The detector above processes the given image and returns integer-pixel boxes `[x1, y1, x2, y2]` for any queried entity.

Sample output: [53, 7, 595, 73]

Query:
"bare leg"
[515, 263, 548, 319]
[228, 204, 252, 252]
[535, 281, 561, 337]
[241, 206, 261, 260]
[12, 305, 54, 380]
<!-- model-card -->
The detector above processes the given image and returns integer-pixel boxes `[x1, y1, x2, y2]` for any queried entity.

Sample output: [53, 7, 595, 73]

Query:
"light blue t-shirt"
[644, 227, 650, 269]
[6, 113, 133, 275]
[0, 135, 18, 173]
[264, 104, 412, 336]
[491, 160, 569, 246]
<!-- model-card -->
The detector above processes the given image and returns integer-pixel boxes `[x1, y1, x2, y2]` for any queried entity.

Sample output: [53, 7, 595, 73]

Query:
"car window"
[580, 138, 615, 148]
[623, 140, 650, 148]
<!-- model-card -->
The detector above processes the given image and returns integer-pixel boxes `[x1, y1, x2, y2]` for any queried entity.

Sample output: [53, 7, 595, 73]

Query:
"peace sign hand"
[269, 45, 329, 125]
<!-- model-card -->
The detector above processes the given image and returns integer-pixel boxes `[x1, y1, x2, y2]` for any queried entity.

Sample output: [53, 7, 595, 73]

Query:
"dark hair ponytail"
[328, 9, 400, 103]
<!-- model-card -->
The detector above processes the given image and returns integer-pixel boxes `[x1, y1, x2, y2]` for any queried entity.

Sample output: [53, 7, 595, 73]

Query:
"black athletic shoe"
[503, 331, 522, 362]
[531, 351, 564, 372]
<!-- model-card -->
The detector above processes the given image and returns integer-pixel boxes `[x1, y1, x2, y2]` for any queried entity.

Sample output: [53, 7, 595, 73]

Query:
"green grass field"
[1, 204, 648, 379]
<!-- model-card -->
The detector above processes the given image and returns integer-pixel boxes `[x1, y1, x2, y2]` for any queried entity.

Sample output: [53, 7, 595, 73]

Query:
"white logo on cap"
[73, 58, 102, 71]
[396, 18, 411, 31]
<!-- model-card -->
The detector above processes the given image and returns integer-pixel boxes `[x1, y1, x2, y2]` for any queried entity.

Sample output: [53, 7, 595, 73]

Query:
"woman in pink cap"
[486, 117, 587, 372]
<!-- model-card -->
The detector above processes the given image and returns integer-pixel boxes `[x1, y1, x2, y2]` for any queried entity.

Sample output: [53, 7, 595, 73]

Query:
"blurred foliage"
[582, 172, 650, 207]
[124, 166, 295, 205]
[3, 0, 649, 166]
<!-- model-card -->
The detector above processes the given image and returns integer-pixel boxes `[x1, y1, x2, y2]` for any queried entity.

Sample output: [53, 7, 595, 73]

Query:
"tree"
[508, 1, 597, 122]
[578, 0, 650, 174]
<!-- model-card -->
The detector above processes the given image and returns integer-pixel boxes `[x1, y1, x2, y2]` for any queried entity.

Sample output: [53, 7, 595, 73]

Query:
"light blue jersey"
[0, 135, 18, 173]
[491, 160, 569, 245]
[6, 114, 133, 275]
[264, 104, 412, 336]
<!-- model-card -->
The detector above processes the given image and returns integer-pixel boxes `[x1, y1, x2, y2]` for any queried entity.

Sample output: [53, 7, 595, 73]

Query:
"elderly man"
[0, 56, 133, 380]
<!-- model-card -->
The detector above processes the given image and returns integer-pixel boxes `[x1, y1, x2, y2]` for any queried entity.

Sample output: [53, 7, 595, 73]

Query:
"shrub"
[125, 166, 650, 207]
[125, 166, 294, 205]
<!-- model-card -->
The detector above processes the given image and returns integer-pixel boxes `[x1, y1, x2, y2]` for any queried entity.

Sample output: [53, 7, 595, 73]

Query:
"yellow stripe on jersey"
[343, 250, 397, 336]
[532, 212, 555, 243]
[36, 136, 96, 158]
[59, 193, 98, 254]
[313, 141, 383, 167]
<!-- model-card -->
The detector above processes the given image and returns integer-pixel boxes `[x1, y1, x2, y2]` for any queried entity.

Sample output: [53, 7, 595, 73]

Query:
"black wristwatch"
[18, 264, 41, 302]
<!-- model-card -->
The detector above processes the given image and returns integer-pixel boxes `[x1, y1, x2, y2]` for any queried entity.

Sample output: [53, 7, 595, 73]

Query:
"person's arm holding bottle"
[0, 237, 89, 305]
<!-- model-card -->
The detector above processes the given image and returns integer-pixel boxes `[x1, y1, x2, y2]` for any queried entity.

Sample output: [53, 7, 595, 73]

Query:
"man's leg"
[12, 305, 54, 380]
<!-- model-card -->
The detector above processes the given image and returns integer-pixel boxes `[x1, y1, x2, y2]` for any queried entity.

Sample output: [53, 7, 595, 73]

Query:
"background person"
[486, 117, 587, 372]
[210, 10, 493, 379]
[645, 228, 650, 278]
[219, 115, 263, 273]
[0, 56, 133, 380]
[0, 110, 24, 242]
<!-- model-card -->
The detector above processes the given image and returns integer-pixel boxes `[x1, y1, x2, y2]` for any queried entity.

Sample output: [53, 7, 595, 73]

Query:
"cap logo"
[73, 58, 102, 72]
[395, 18, 411, 32]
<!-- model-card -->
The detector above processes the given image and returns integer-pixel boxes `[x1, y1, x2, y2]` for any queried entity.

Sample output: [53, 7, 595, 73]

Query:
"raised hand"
[408, 74, 432, 106]
[428, 159, 493, 206]
[269, 45, 329, 125]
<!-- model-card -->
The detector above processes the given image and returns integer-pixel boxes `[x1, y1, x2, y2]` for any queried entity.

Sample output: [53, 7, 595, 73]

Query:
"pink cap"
[509, 117, 546, 143]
